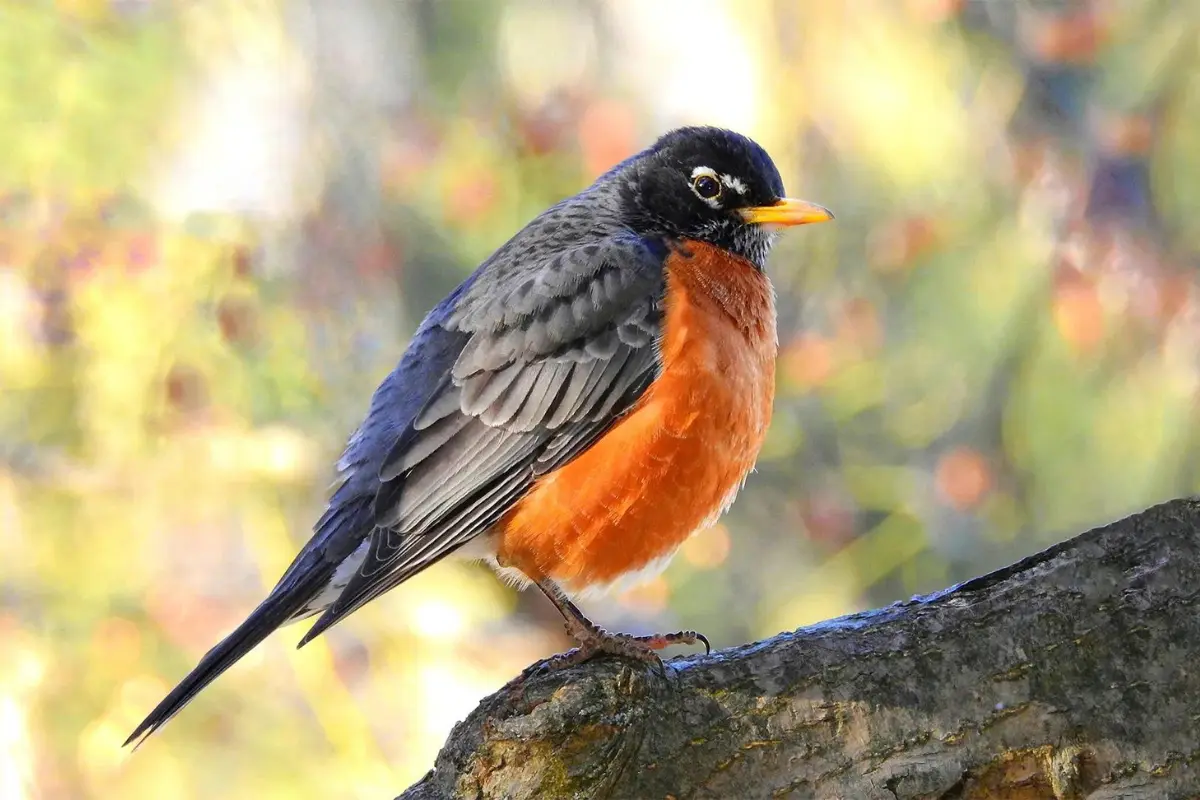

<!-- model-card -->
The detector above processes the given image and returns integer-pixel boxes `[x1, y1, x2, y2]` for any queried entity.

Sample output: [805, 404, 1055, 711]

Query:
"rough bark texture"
[399, 499, 1200, 799]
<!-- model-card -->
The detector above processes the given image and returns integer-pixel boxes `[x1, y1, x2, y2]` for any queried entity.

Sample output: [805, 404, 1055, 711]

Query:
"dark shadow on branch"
[400, 498, 1200, 799]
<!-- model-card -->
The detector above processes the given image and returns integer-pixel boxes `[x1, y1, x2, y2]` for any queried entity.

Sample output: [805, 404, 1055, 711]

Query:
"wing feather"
[300, 232, 667, 643]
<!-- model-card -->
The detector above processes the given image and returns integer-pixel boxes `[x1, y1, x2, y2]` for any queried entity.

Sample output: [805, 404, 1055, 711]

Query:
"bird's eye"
[692, 174, 722, 200]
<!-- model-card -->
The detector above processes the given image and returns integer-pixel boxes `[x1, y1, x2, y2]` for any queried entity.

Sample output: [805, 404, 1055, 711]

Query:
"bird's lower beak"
[740, 198, 835, 227]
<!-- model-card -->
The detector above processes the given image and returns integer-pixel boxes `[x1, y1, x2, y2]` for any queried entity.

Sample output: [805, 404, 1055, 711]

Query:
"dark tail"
[123, 564, 332, 749]
[125, 491, 376, 748]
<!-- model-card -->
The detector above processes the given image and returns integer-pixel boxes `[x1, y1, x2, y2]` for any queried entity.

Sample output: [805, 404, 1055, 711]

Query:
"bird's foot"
[542, 624, 711, 675]
[520, 578, 710, 680]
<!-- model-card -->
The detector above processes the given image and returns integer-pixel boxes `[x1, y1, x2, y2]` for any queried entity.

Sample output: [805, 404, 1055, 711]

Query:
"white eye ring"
[689, 166, 722, 207]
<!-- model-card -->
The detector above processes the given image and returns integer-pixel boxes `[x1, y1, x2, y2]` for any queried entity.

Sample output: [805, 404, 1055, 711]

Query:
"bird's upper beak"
[740, 198, 834, 227]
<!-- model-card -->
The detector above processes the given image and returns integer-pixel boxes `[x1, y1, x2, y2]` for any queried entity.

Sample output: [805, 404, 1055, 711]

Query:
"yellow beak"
[740, 198, 835, 227]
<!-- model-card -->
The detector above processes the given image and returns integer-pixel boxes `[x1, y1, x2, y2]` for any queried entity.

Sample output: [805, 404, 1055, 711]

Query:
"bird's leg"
[533, 578, 710, 672]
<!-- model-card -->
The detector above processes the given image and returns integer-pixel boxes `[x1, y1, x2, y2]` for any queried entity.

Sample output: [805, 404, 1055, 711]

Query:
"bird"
[125, 125, 833, 747]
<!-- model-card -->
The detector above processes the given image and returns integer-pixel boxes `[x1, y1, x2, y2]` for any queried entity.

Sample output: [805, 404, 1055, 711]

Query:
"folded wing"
[298, 233, 667, 643]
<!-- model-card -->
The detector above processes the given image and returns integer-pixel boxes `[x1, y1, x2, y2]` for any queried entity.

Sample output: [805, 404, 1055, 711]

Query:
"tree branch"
[400, 499, 1200, 799]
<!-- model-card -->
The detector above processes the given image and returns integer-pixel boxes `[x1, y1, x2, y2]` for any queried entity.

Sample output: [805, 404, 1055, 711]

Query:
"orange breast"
[494, 240, 777, 594]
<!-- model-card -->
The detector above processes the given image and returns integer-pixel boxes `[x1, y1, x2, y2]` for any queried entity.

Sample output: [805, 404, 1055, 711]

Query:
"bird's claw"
[618, 629, 710, 655]
[533, 624, 711, 677]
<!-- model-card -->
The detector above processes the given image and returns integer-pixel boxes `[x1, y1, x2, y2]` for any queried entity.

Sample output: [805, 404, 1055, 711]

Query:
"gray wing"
[298, 232, 667, 643]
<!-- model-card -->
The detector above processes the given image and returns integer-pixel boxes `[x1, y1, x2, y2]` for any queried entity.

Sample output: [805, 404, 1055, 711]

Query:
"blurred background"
[3, 0, 1199, 797]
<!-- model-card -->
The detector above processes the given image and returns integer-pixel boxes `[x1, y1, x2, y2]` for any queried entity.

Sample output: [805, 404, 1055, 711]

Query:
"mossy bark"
[400, 499, 1200, 799]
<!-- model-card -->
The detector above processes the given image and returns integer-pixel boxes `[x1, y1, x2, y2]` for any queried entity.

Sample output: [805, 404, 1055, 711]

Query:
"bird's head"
[618, 126, 833, 268]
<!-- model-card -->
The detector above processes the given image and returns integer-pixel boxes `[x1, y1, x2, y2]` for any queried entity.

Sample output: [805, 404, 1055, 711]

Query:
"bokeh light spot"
[410, 599, 466, 641]
[578, 99, 638, 180]
[781, 335, 835, 390]
[618, 576, 670, 615]
[680, 524, 731, 570]
[498, 1, 596, 107]
[1053, 279, 1106, 353]
[935, 447, 993, 511]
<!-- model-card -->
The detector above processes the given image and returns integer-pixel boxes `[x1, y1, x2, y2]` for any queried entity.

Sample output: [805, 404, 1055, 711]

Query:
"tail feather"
[123, 565, 331, 749]
[125, 493, 377, 747]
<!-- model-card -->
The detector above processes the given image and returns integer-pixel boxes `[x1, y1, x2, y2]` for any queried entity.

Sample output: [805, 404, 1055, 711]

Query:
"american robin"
[126, 126, 832, 745]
